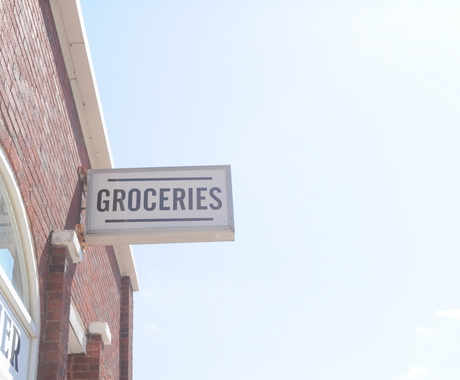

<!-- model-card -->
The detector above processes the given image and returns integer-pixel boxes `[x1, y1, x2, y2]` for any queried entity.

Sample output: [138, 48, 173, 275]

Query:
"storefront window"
[0, 147, 39, 379]
[0, 176, 28, 310]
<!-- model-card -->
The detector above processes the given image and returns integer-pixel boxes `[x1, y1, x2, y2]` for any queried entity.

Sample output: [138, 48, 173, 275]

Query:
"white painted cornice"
[49, 0, 139, 291]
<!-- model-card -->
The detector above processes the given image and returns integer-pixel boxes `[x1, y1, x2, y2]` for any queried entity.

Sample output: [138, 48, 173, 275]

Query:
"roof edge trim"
[49, 0, 139, 291]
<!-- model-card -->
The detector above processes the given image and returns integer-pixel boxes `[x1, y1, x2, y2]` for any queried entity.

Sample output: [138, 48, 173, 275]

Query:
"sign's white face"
[85, 166, 234, 245]
[0, 293, 30, 380]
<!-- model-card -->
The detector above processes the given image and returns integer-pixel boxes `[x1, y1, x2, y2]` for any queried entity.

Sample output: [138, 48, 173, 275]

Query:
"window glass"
[0, 175, 29, 310]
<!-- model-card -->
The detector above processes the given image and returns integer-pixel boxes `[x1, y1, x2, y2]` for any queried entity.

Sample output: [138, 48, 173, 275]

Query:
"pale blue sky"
[80, 1, 460, 379]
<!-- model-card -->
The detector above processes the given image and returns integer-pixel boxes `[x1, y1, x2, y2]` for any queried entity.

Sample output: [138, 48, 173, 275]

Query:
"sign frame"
[85, 165, 234, 245]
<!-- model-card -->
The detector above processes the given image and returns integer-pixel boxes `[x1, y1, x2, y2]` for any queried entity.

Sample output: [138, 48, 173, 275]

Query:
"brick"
[38, 361, 59, 373]
[45, 331, 61, 342]
[71, 364, 89, 372]
[1, 2, 133, 380]
[43, 351, 59, 362]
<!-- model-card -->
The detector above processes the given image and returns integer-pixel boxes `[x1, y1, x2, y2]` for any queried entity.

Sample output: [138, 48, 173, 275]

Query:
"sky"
[79, 1, 460, 379]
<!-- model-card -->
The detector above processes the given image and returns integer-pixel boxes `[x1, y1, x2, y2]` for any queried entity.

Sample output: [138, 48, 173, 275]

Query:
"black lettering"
[173, 188, 186, 210]
[160, 188, 170, 210]
[96, 189, 110, 212]
[128, 189, 141, 211]
[209, 187, 223, 210]
[196, 188, 207, 210]
[188, 188, 193, 210]
[113, 189, 126, 211]
[10, 325, 20, 372]
[1, 313, 11, 359]
[144, 188, 156, 211]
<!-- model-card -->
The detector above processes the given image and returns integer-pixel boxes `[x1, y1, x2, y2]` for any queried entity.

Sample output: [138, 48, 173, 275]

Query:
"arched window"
[0, 147, 39, 380]
[0, 176, 29, 309]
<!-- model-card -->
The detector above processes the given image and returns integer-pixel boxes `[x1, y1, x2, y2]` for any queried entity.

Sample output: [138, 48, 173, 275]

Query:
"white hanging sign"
[85, 166, 234, 245]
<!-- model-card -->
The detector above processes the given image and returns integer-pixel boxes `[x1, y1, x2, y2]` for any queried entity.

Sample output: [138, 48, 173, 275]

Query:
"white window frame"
[0, 148, 40, 379]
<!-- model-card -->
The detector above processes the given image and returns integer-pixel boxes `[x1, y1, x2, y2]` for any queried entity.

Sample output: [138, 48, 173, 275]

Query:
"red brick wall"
[0, 0, 132, 379]
[69, 246, 122, 380]
[67, 335, 104, 380]
[39, 245, 75, 380]
[120, 277, 133, 380]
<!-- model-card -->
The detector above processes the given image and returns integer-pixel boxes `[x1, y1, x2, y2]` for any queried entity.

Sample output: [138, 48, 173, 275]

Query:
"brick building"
[0, 0, 138, 379]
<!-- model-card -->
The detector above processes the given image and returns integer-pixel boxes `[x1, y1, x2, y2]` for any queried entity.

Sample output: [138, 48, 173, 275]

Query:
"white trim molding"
[50, 230, 83, 264]
[49, 0, 138, 291]
[0, 148, 40, 379]
[88, 322, 112, 346]
[68, 299, 87, 354]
